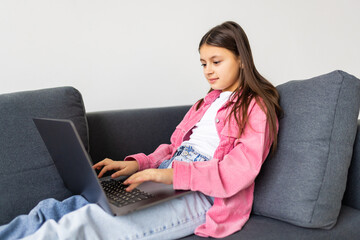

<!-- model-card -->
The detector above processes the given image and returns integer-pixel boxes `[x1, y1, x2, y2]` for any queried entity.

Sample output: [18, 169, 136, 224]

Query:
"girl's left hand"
[123, 169, 173, 192]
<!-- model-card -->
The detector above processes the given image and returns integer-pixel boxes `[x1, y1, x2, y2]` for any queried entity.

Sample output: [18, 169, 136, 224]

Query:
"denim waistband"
[174, 145, 210, 161]
[157, 145, 210, 170]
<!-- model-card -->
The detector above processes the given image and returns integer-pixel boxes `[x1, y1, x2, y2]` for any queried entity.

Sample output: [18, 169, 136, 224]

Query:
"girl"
[0, 21, 281, 239]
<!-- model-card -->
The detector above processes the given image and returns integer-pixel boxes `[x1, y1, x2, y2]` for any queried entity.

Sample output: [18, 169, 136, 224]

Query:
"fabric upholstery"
[253, 70, 360, 228]
[343, 120, 360, 209]
[181, 206, 360, 240]
[0, 87, 88, 225]
[87, 106, 190, 164]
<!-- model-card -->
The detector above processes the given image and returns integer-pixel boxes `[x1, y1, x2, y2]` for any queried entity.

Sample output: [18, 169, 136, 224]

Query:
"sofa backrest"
[87, 106, 190, 164]
[343, 120, 360, 210]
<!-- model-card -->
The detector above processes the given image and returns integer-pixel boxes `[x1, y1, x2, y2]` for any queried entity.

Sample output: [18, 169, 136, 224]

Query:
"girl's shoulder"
[225, 96, 267, 125]
[251, 96, 268, 116]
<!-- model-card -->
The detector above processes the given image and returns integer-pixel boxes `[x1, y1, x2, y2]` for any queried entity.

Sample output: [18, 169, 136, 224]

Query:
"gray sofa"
[1, 70, 360, 239]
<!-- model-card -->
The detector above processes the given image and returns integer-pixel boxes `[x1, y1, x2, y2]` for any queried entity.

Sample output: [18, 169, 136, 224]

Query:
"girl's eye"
[201, 63, 206, 67]
[214, 61, 221, 65]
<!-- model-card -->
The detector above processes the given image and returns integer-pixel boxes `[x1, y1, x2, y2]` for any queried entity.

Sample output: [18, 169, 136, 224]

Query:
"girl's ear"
[238, 57, 244, 68]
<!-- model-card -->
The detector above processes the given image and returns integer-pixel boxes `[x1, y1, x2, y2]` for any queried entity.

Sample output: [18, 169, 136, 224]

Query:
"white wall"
[1, 0, 359, 112]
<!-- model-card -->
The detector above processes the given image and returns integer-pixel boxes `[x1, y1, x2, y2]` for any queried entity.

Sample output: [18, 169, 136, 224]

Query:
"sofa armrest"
[86, 106, 190, 164]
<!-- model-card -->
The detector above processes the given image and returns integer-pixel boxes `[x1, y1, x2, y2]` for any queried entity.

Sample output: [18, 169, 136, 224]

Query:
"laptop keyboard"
[101, 179, 154, 207]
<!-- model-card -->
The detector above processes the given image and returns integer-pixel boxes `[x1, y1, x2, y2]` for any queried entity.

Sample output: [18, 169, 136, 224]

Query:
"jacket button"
[216, 118, 220, 123]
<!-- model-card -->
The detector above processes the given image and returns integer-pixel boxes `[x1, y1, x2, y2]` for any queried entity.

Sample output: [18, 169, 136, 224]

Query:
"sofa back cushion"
[0, 87, 88, 225]
[253, 70, 360, 229]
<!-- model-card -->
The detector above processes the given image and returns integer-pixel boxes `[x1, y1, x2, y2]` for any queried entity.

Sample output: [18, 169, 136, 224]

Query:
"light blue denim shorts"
[158, 145, 210, 169]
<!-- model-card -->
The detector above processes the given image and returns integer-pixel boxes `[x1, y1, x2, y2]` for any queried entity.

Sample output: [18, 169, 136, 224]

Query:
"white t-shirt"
[182, 91, 232, 158]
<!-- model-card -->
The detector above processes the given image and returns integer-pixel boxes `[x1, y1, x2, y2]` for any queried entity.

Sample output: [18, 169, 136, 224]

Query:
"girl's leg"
[0, 195, 88, 240]
[22, 192, 212, 240]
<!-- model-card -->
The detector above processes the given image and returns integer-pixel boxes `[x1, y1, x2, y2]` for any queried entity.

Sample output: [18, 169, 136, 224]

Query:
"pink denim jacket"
[125, 90, 275, 238]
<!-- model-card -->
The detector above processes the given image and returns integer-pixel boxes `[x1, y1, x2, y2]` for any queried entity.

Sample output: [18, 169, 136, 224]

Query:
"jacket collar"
[204, 90, 239, 105]
[204, 90, 222, 104]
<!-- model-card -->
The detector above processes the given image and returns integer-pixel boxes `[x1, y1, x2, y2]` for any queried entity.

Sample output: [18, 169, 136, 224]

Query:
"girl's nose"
[204, 65, 214, 75]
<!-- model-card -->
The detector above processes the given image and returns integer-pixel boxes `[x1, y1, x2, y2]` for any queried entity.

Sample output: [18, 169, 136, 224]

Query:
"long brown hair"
[197, 21, 282, 153]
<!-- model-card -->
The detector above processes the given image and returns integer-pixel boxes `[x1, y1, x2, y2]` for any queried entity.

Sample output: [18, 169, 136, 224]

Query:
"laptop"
[33, 118, 191, 216]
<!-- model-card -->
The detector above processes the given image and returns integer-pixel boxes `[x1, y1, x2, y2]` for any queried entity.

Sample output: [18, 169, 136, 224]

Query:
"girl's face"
[199, 44, 241, 92]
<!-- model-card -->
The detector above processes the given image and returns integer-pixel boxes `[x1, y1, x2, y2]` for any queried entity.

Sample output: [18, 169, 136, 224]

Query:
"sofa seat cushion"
[181, 206, 360, 240]
[253, 70, 360, 228]
[0, 87, 88, 225]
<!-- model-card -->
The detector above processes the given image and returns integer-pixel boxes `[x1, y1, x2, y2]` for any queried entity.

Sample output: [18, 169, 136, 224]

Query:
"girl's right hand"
[92, 158, 139, 179]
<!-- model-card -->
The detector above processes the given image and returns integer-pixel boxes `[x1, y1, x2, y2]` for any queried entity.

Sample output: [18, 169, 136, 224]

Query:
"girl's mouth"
[208, 78, 218, 84]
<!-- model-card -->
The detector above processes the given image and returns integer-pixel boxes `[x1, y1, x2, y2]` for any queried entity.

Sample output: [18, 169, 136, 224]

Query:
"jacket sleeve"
[124, 103, 198, 171]
[124, 144, 174, 170]
[172, 101, 275, 198]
